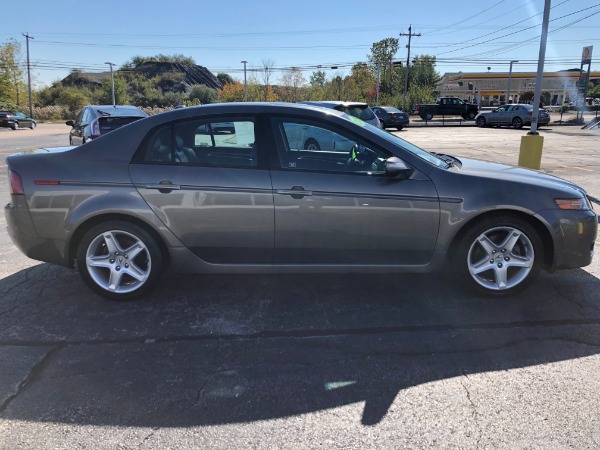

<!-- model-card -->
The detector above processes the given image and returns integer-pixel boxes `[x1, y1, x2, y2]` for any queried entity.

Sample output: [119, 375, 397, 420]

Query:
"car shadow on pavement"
[0, 264, 599, 427]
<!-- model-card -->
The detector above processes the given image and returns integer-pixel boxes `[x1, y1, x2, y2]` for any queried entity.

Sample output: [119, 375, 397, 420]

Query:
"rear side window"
[139, 119, 257, 168]
[336, 105, 375, 121]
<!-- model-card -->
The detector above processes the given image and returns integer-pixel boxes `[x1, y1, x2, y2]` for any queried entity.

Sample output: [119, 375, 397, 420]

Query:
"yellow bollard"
[518, 134, 544, 170]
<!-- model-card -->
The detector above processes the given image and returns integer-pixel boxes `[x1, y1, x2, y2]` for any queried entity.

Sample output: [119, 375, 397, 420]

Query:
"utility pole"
[22, 32, 34, 118]
[104, 62, 116, 106]
[241, 60, 248, 101]
[506, 60, 519, 104]
[400, 25, 421, 111]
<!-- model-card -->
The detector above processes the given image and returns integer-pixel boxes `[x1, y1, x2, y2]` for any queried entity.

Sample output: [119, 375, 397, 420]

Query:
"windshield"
[367, 125, 448, 168]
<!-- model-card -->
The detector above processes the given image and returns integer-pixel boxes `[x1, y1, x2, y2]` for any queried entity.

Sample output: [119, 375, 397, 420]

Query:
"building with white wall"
[437, 70, 600, 106]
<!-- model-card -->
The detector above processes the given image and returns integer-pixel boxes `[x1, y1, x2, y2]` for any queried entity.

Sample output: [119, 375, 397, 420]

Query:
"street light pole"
[104, 62, 116, 106]
[507, 60, 519, 104]
[241, 60, 248, 101]
[529, 0, 551, 135]
[22, 33, 34, 118]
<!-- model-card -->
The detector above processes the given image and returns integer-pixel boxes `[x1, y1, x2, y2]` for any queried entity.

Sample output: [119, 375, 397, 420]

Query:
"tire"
[512, 117, 523, 129]
[30, 122, 36, 129]
[453, 215, 543, 296]
[76, 221, 164, 300]
[466, 111, 476, 120]
[424, 112, 433, 121]
[304, 138, 320, 151]
[476, 117, 486, 127]
[12, 122, 19, 130]
[396, 126, 403, 131]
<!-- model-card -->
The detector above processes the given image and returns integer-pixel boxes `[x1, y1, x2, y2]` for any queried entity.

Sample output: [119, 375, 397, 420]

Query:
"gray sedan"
[5, 103, 597, 300]
[475, 104, 551, 129]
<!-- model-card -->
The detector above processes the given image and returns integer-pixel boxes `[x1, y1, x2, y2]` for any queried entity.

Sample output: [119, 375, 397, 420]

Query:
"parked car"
[66, 105, 147, 145]
[371, 106, 410, 130]
[0, 111, 36, 130]
[415, 97, 479, 121]
[298, 101, 382, 128]
[5, 103, 597, 300]
[475, 104, 551, 129]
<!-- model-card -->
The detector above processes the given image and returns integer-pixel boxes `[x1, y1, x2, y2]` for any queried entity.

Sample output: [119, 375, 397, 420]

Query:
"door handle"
[144, 180, 181, 193]
[276, 186, 313, 199]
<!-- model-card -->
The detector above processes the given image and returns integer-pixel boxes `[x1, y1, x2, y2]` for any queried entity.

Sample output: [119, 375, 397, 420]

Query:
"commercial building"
[437, 70, 600, 106]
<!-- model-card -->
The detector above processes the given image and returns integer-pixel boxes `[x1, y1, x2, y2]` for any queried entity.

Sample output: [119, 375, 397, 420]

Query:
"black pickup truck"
[415, 97, 479, 120]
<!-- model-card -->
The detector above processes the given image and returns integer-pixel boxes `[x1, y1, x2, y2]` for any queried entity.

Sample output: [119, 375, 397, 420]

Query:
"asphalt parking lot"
[0, 123, 599, 449]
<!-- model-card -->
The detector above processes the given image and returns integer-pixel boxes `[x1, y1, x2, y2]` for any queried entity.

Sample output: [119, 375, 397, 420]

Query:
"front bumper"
[536, 208, 597, 270]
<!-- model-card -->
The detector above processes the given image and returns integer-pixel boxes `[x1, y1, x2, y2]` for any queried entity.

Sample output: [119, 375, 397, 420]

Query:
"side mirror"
[66, 120, 74, 127]
[385, 157, 413, 179]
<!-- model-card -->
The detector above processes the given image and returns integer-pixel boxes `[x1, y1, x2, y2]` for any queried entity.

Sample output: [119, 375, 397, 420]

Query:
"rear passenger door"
[129, 115, 275, 264]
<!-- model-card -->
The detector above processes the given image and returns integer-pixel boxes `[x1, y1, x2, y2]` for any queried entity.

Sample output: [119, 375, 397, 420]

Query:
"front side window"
[140, 118, 256, 167]
[274, 119, 389, 174]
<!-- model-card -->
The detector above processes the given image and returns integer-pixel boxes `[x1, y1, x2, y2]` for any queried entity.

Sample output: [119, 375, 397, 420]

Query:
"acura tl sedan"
[5, 103, 597, 300]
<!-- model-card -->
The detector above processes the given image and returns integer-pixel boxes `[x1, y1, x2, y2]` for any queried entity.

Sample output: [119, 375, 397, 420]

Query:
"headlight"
[554, 198, 589, 210]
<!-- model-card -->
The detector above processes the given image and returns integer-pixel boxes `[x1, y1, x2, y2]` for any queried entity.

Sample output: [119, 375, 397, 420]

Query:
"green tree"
[309, 70, 326, 88]
[188, 84, 218, 104]
[0, 39, 26, 106]
[368, 38, 400, 86]
[217, 73, 235, 86]
[279, 68, 306, 102]
[97, 74, 129, 104]
[56, 89, 90, 115]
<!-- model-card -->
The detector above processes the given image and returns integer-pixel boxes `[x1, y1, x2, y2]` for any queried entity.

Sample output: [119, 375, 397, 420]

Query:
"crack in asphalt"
[460, 374, 482, 448]
[1, 318, 600, 348]
[0, 345, 61, 415]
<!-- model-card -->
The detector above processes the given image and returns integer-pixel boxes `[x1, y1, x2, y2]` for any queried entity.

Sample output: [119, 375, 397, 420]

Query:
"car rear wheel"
[423, 112, 433, 121]
[476, 117, 486, 127]
[76, 221, 164, 300]
[466, 111, 476, 120]
[12, 122, 19, 130]
[396, 126, 403, 131]
[512, 117, 523, 129]
[304, 138, 321, 151]
[453, 215, 543, 296]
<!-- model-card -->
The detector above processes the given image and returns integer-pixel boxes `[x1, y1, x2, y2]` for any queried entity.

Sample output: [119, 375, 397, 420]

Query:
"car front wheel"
[76, 221, 164, 300]
[12, 122, 19, 130]
[476, 117, 486, 127]
[30, 122, 36, 129]
[454, 215, 543, 296]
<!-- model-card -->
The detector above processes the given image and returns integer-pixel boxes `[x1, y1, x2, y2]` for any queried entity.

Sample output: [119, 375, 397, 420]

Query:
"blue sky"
[3, 0, 599, 88]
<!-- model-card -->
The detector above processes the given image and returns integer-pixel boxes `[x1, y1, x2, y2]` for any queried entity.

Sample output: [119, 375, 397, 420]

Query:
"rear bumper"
[5, 197, 70, 266]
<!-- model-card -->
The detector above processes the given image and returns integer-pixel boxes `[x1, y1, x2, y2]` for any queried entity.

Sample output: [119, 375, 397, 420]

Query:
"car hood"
[456, 156, 586, 195]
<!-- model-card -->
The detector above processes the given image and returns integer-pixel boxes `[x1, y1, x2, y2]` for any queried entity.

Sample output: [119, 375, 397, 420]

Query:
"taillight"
[91, 119, 100, 138]
[9, 169, 25, 195]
